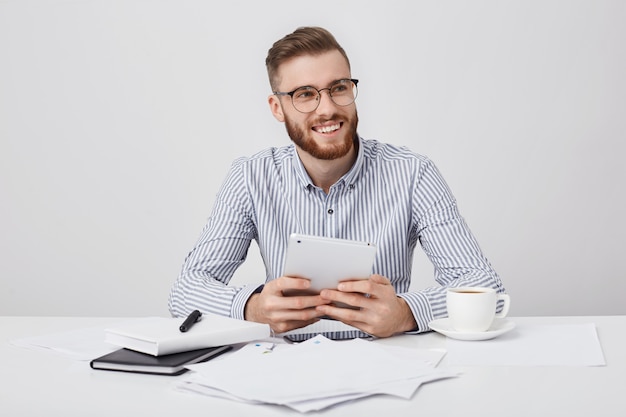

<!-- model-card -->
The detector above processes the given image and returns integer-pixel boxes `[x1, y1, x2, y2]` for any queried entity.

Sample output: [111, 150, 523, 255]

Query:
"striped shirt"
[168, 137, 505, 337]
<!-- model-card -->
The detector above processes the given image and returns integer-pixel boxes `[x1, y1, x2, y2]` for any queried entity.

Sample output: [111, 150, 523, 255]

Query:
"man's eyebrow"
[293, 78, 352, 90]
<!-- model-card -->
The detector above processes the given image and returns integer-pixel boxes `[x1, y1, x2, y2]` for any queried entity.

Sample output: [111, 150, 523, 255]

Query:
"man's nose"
[315, 88, 336, 114]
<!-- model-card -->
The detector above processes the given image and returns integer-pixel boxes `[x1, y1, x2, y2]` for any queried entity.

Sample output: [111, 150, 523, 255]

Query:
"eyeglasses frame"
[273, 78, 359, 113]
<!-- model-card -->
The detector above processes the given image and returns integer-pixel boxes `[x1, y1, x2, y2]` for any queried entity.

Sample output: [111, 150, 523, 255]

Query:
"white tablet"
[282, 233, 377, 295]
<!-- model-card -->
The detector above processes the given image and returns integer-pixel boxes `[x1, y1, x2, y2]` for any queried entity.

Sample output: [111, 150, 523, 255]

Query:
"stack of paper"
[175, 335, 457, 412]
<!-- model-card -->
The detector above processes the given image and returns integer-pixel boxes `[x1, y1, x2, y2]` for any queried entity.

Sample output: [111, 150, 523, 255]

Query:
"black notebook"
[90, 345, 232, 376]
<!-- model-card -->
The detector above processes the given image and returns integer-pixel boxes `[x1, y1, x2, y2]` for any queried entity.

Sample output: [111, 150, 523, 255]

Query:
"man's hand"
[244, 276, 330, 334]
[316, 274, 417, 338]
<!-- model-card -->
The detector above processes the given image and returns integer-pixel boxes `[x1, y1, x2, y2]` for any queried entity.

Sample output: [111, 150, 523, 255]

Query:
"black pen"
[179, 309, 202, 332]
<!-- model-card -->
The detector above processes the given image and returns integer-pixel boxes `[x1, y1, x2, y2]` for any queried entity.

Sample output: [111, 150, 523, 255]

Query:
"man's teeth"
[317, 123, 340, 133]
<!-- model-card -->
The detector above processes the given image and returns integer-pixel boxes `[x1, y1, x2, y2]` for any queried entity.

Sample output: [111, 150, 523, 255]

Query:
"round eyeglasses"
[273, 79, 359, 113]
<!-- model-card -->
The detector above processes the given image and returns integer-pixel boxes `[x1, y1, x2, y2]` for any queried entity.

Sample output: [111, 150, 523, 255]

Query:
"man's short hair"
[265, 26, 351, 91]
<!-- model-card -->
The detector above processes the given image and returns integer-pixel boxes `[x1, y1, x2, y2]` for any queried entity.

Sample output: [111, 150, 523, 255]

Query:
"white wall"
[1, 0, 624, 318]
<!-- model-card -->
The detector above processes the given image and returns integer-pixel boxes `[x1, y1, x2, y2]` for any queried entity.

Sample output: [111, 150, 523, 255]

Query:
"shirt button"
[327, 209, 334, 214]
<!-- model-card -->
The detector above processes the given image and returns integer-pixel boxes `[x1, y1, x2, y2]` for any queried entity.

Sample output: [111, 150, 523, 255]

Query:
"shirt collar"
[291, 136, 365, 190]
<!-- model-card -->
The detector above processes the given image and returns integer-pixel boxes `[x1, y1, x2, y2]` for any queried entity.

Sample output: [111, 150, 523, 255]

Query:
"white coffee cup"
[446, 287, 511, 332]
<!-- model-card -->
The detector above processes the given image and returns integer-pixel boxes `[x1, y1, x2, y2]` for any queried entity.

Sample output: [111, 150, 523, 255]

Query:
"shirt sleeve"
[168, 159, 261, 319]
[398, 157, 506, 333]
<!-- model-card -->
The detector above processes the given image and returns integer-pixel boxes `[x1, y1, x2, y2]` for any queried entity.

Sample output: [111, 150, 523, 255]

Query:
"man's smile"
[313, 122, 342, 134]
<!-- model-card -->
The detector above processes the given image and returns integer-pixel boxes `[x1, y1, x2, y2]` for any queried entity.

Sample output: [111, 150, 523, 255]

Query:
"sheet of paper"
[9, 318, 159, 361]
[179, 335, 457, 411]
[446, 323, 606, 366]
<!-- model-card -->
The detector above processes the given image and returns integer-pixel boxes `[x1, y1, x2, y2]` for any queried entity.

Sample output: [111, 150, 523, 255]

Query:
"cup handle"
[494, 293, 511, 318]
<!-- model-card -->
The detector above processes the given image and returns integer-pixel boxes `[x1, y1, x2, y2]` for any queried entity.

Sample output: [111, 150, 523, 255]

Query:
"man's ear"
[268, 94, 285, 122]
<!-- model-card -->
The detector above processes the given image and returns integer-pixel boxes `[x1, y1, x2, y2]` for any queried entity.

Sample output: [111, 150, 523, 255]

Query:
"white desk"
[1, 316, 624, 416]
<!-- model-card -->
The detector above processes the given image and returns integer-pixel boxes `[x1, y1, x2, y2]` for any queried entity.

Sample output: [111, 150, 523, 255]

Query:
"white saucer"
[428, 318, 516, 341]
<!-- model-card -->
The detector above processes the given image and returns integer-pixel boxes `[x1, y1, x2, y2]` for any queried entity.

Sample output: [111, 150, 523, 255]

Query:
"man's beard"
[284, 112, 359, 160]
